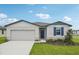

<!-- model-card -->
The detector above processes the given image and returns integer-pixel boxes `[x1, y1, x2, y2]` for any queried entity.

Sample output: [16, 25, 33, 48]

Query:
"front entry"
[39, 28, 45, 39]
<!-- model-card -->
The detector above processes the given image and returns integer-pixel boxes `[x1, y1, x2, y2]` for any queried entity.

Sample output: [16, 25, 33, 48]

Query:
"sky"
[0, 4, 79, 30]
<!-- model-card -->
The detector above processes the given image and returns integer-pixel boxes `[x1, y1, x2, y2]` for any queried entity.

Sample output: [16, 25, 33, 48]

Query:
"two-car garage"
[5, 20, 39, 41]
[10, 30, 35, 41]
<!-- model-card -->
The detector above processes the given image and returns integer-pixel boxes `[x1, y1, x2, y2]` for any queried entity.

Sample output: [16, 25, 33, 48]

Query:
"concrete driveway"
[0, 41, 34, 55]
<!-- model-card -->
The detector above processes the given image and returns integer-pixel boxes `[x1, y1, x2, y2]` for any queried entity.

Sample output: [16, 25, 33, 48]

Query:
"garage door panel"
[11, 30, 35, 41]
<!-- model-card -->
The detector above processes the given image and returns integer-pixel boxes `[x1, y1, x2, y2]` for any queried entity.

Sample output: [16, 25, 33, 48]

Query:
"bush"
[35, 39, 40, 41]
[46, 39, 53, 43]
[53, 39, 64, 45]
[54, 39, 64, 42]
[0, 37, 7, 44]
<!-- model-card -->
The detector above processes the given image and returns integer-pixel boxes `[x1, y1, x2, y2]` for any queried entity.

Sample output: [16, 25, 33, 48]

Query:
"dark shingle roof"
[5, 20, 72, 27]
[33, 22, 49, 26]
[46, 21, 72, 27]
[5, 20, 40, 27]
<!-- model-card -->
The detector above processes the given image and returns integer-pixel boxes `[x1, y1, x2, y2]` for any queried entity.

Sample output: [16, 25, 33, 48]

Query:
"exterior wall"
[5, 21, 40, 40]
[47, 25, 71, 40]
[4, 30, 6, 36]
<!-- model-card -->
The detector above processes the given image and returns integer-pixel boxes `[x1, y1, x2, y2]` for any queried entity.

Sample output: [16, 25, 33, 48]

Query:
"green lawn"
[0, 36, 7, 44]
[72, 35, 79, 43]
[30, 35, 79, 55]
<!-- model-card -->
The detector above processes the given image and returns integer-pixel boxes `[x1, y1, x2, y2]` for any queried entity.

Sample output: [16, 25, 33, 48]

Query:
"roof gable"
[5, 20, 40, 27]
[5, 20, 72, 27]
[46, 21, 72, 27]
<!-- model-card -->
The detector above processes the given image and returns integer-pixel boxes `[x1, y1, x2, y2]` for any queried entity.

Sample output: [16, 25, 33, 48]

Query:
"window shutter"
[54, 27, 56, 36]
[61, 27, 64, 36]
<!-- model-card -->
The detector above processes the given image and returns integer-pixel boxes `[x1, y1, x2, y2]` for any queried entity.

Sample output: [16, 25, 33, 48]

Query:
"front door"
[40, 28, 45, 39]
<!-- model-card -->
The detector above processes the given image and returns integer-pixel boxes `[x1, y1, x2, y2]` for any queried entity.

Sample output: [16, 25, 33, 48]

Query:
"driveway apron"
[0, 41, 34, 55]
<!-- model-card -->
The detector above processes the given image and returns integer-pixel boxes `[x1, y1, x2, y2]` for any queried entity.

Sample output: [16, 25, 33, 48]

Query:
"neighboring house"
[73, 30, 79, 35]
[4, 20, 72, 41]
[0, 26, 6, 36]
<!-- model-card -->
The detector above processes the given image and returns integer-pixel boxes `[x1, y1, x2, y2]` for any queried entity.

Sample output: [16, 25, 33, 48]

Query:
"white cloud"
[0, 13, 7, 19]
[0, 18, 18, 26]
[7, 18, 18, 23]
[35, 13, 51, 19]
[0, 13, 18, 26]
[63, 16, 72, 21]
[8, 18, 17, 21]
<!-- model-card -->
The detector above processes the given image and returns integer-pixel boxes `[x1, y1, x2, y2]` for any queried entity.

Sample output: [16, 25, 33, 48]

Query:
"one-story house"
[4, 20, 72, 41]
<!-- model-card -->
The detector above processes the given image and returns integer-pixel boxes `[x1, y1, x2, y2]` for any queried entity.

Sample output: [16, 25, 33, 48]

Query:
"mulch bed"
[47, 40, 79, 46]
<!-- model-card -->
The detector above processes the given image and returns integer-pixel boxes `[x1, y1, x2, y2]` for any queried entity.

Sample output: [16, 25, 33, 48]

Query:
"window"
[54, 27, 64, 36]
[56, 27, 61, 35]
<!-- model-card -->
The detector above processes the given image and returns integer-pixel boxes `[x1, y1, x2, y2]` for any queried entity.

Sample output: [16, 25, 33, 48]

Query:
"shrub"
[52, 39, 64, 45]
[46, 39, 53, 43]
[0, 37, 7, 44]
[35, 39, 40, 41]
[54, 39, 64, 42]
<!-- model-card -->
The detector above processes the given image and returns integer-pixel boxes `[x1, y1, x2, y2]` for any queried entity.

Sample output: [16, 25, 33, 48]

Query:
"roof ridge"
[46, 21, 72, 27]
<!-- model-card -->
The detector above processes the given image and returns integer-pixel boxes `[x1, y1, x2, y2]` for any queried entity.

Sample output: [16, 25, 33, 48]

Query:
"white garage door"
[10, 30, 35, 41]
